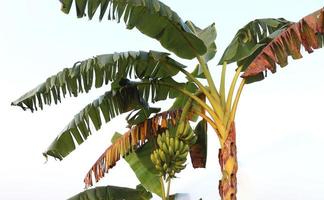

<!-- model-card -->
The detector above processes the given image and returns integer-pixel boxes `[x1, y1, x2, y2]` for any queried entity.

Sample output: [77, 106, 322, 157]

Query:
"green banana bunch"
[150, 130, 189, 180]
[176, 121, 197, 145]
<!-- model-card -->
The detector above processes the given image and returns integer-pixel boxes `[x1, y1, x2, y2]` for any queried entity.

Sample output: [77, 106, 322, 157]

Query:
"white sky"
[1, 0, 323, 199]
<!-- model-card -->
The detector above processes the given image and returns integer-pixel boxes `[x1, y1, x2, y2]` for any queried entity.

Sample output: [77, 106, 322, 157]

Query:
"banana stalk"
[218, 122, 238, 200]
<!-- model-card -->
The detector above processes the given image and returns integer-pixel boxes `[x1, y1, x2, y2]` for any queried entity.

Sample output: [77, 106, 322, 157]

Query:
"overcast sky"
[1, 1, 323, 200]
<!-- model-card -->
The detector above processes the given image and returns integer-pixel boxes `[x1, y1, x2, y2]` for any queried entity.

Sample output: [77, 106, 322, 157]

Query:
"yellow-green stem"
[178, 67, 223, 119]
[185, 20, 220, 105]
[136, 80, 226, 143]
[220, 62, 227, 109]
[224, 66, 243, 125]
[196, 111, 221, 138]
[196, 56, 224, 119]
[166, 178, 171, 199]
[179, 97, 193, 122]
[226, 79, 245, 133]
[160, 177, 166, 200]
[156, 81, 222, 126]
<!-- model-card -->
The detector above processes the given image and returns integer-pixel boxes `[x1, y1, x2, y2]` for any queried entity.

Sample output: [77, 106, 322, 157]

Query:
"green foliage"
[13, 1, 324, 199]
[43, 78, 184, 160]
[12, 51, 184, 112]
[60, 0, 207, 59]
[68, 185, 152, 200]
[219, 18, 292, 66]
[186, 21, 217, 62]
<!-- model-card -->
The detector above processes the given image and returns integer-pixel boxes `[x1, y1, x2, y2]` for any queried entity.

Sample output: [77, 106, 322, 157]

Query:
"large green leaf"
[185, 21, 217, 77]
[186, 21, 217, 62]
[68, 185, 152, 200]
[12, 51, 185, 112]
[112, 133, 162, 197]
[242, 8, 324, 82]
[43, 78, 184, 160]
[219, 18, 292, 65]
[59, 0, 207, 59]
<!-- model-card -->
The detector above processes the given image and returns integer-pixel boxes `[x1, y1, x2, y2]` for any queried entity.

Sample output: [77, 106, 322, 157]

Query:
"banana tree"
[11, 0, 324, 199]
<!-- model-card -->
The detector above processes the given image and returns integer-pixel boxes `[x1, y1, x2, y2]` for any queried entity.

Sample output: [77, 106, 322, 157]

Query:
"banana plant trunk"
[218, 122, 238, 200]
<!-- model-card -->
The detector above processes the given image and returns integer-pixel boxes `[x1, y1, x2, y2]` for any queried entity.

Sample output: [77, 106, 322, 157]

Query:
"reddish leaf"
[83, 110, 181, 188]
[243, 8, 324, 78]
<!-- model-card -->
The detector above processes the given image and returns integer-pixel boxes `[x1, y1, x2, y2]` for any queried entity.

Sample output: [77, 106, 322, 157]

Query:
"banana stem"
[177, 67, 223, 119]
[226, 79, 245, 133]
[196, 56, 223, 119]
[179, 97, 193, 122]
[224, 66, 243, 126]
[166, 178, 171, 199]
[160, 177, 166, 200]
[196, 111, 221, 139]
[220, 62, 227, 109]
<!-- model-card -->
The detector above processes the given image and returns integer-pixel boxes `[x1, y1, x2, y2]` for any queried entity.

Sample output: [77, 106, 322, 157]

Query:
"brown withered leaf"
[242, 8, 324, 78]
[84, 110, 182, 188]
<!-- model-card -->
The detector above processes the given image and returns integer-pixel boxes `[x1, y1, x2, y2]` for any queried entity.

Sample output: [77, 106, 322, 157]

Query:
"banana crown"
[150, 130, 189, 180]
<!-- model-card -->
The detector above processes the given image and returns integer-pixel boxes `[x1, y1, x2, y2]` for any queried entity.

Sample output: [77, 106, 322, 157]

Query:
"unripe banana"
[155, 164, 162, 171]
[168, 145, 174, 156]
[175, 160, 185, 166]
[165, 129, 170, 139]
[183, 131, 194, 142]
[178, 151, 188, 159]
[150, 154, 156, 164]
[175, 164, 186, 171]
[170, 138, 175, 151]
[163, 163, 168, 171]
[176, 122, 185, 136]
[162, 143, 169, 154]
[157, 134, 163, 147]
[166, 136, 170, 147]
[158, 149, 166, 162]
[182, 123, 191, 137]
[178, 140, 184, 152]
[170, 171, 175, 177]
[153, 151, 160, 162]
[180, 144, 189, 154]
[174, 138, 179, 151]
[152, 128, 193, 180]
[161, 133, 166, 143]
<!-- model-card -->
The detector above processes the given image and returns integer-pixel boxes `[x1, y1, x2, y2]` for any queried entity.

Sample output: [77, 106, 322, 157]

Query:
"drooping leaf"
[126, 107, 161, 125]
[59, 0, 207, 59]
[43, 85, 143, 160]
[68, 185, 152, 200]
[190, 120, 207, 168]
[111, 133, 162, 197]
[43, 78, 184, 160]
[84, 110, 182, 188]
[11, 51, 185, 112]
[219, 18, 292, 65]
[242, 8, 324, 81]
